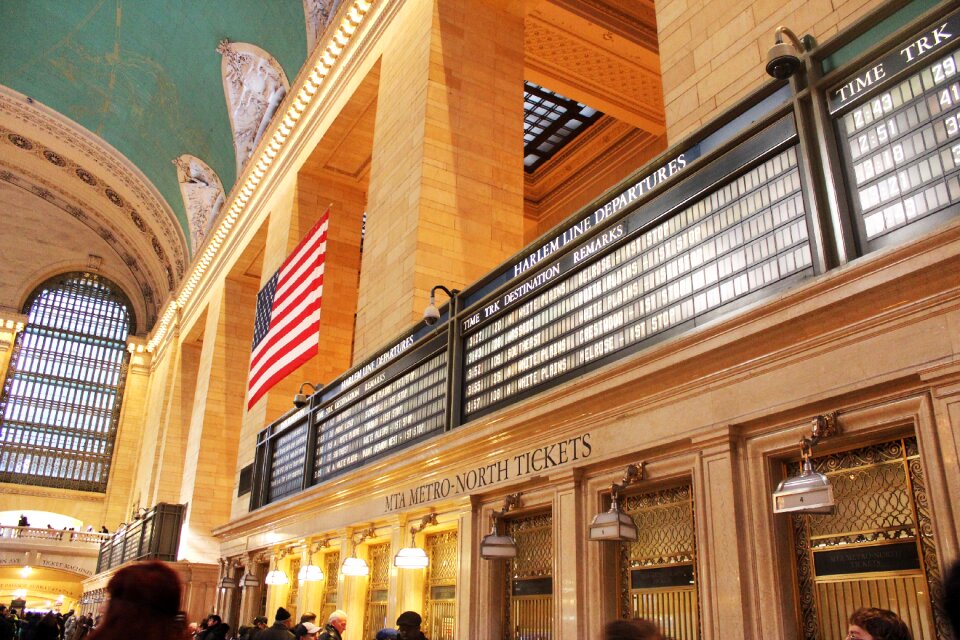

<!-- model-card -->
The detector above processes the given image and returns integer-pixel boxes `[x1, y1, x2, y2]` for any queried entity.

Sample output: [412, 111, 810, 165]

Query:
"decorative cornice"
[0, 87, 187, 273]
[0, 160, 160, 327]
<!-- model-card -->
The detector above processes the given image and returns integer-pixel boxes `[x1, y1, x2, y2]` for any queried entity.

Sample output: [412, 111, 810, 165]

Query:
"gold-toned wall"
[655, 0, 889, 140]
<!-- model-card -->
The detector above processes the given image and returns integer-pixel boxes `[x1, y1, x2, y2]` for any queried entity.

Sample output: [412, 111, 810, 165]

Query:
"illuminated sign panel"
[268, 420, 308, 502]
[313, 335, 448, 481]
[831, 13, 960, 245]
[461, 118, 812, 419]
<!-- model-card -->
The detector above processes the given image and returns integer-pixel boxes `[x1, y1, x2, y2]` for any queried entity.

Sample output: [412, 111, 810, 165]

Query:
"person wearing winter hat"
[257, 609, 293, 640]
[299, 623, 320, 640]
[292, 613, 317, 640]
[395, 612, 427, 640]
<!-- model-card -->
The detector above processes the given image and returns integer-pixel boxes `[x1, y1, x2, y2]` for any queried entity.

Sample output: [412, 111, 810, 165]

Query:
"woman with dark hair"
[34, 614, 59, 640]
[603, 618, 664, 640]
[86, 561, 183, 640]
[846, 607, 913, 640]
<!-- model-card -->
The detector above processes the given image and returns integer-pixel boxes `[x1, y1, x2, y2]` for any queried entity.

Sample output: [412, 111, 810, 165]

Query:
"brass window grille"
[318, 550, 340, 624]
[504, 512, 553, 640]
[362, 542, 390, 640]
[287, 557, 301, 617]
[620, 484, 700, 640]
[789, 437, 950, 640]
[0, 272, 132, 492]
[423, 529, 458, 640]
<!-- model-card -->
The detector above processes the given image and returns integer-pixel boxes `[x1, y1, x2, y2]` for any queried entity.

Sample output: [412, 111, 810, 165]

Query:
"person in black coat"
[395, 612, 427, 640]
[257, 609, 293, 640]
[197, 616, 229, 640]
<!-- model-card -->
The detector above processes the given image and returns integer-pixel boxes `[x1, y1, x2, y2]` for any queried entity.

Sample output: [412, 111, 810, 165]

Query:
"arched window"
[0, 273, 133, 492]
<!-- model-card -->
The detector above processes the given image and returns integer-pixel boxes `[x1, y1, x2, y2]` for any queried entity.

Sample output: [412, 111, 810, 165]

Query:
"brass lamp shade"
[588, 505, 639, 542]
[341, 556, 370, 576]
[394, 546, 429, 569]
[773, 459, 835, 514]
[479, 532, 517, 559]
[298, 564, 324, 582]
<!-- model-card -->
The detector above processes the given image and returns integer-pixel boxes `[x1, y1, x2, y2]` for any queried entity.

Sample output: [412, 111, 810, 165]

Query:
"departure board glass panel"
[463, 146, 810, 418]
[268, 421, 308, 502]
[315, 351, 447, 480]
[837, 47, 960, 241]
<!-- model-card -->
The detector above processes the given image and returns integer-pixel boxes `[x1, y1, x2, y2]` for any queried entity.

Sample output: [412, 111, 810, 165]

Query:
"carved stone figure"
[173, 155, 224, 252]
[304, 0, 341, 52]
[216, 41, 289, 174]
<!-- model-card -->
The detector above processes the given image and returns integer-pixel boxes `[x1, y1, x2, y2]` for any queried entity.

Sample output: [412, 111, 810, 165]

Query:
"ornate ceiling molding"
[546, 0, 658, 51]
[525, 5, 665, 134]
[0, 162, 158, 329]
[0, 85, 187, 279]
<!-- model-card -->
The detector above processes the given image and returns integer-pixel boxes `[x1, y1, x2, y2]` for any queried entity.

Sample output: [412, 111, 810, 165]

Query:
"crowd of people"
[7, 558, 956, 640]
[0, 608, 96, 640]
[230, 607, 426, 640]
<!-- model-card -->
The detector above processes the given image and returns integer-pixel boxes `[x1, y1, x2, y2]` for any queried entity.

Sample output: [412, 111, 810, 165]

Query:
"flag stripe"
[249, 285, 322, 378]
[247, 211, 329, 409]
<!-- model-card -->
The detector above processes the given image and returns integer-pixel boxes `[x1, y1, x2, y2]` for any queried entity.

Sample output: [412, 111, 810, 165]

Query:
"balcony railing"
[96, 503, 185, 573]
[0, 525, 109, 544]
[249, 3, 960, 511]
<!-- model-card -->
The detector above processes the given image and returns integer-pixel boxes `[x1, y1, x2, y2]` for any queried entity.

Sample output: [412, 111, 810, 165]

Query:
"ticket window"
[362, 543, 391, 640]
[318, 551, 340, 625]
[504, 511, 553, 640]
[620, 484, 700, 640]
[423, 530, 458, 640]
[787, 436, 951, 640]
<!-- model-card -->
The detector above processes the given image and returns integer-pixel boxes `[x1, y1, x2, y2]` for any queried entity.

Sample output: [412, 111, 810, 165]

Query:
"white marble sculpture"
[173, 154, 225, 252]
[216, 41, 289, 174]
[304, 0, 341, 52]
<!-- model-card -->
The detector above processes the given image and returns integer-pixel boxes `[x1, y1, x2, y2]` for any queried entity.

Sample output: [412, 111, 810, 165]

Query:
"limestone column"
[552, 470, 585, 638]
[0, 313, 26, 382]
[452, 498, 476, 640]
[102, 337, 152, 526]
[695, 433, 755, 640]
[177, 276, 256, 562]
[356, 0, 526, 357]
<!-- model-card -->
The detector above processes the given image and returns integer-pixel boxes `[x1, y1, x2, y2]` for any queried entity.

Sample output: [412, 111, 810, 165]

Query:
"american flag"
[246, 211, 329, 409]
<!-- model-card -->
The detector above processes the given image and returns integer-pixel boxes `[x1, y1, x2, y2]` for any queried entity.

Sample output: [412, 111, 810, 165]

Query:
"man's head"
[299, 613, 317, 625]
[253, 616, 268, 629]
[275, 608, 292, 628]
[208, 615, 222, 627]
[396, 611, 421, 639]
[328, 610, 347, 634]
[300, 622, 320, 640]
[847, 608, 913, 640]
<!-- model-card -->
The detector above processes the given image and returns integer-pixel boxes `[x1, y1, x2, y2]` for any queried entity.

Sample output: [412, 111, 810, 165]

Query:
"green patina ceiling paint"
[0, 0, 308, 251]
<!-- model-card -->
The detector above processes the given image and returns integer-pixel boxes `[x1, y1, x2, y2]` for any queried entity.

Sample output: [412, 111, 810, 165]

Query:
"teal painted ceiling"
[0, 0, 308, 252]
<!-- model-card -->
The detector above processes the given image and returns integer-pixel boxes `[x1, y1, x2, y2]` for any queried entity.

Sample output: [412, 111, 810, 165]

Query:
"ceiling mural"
[0, 1, 307, 255]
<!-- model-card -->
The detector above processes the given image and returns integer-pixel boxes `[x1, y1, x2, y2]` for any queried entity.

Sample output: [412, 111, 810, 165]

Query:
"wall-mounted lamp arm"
[800, 412, 838, 460]
[408, 513, 438, 545]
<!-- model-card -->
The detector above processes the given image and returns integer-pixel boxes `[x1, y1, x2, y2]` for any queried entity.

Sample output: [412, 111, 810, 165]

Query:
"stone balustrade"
[0, 525, 110, 545]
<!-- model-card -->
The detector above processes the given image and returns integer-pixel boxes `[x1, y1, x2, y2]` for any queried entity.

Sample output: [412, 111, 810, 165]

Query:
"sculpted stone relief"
[217, 41, 289, 175]
[303, 0, 342, 52]
[173, 154, 225, 250]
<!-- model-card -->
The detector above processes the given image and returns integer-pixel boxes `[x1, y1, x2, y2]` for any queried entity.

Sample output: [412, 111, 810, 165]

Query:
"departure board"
[268, 419, 308, 502]
[833, 21, 960, 243]
[314, 343, 447, 481]
[463, 144, 811, 419]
